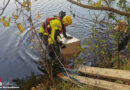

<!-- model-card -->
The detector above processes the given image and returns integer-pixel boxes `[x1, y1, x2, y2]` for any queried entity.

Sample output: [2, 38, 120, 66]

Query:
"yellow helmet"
[62, 16, 72, 26]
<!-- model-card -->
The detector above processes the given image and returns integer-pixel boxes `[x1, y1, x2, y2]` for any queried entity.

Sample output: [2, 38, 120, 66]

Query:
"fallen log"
[78, 65, 130, 81]
[58, 73, 130, 90]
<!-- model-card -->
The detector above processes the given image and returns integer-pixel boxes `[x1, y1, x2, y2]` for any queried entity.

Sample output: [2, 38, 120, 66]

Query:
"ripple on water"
[0, 0, 92, 82]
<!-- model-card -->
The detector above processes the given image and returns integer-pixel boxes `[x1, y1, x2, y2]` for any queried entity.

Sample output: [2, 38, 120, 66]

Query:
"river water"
[0, 0, 95, 82]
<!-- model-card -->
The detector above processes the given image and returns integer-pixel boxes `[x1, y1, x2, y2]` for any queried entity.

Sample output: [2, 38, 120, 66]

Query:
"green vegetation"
[69, 0, 130, 69]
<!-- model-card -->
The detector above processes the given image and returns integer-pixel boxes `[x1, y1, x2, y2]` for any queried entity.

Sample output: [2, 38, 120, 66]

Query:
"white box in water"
[59, 34, 81, 60]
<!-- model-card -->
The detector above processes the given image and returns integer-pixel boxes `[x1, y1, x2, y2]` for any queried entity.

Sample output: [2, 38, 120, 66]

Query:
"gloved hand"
[57, 41, 66, 48]
[61, 44, 66, 48]
[66, 36, 73, 39]
[58, 41, 63, 46]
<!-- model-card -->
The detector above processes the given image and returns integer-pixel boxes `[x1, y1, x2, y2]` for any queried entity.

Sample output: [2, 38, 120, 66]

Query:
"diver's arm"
[62, 25, 73, 39]
[54, 30, 60, 44]
[54, 30, 66, 48]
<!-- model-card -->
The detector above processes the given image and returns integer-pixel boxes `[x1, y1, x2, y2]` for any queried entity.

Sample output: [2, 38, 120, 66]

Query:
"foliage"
[67, 0, 130, 69]
[0, 0, 41, 33]
[82, 26, 114, 68]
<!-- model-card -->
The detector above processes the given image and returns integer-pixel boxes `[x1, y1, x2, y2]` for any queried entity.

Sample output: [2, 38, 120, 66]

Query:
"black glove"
[61, 44, 66, 48]
[58, 41, 66, 48]
[58, 41, 63, 45]
[66, 36, 73, 39]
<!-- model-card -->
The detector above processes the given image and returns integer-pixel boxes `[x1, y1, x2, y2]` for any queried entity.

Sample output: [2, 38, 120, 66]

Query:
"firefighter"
[39, 12, 72, 60]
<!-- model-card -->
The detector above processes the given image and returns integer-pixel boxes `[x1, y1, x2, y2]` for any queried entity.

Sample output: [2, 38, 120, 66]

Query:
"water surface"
[0, 0, 92, 82]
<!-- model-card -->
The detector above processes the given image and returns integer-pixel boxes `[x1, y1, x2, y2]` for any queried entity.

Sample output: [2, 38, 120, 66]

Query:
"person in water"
[39, 11, 73, 60]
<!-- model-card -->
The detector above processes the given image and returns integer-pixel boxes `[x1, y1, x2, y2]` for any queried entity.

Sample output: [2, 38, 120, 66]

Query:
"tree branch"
[67, 0, 130, 17]
[15, 0, 28, 8]
[0, 0, 10, 16]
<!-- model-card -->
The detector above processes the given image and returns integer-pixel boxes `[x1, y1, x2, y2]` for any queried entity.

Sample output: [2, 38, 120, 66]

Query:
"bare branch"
[67, 0, 130, 17]
[0, 0, 10, 16]
[15, 0, 28, 8]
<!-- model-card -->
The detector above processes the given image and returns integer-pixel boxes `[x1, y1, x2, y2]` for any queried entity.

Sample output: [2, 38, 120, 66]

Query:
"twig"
[0, 0, 10, 16]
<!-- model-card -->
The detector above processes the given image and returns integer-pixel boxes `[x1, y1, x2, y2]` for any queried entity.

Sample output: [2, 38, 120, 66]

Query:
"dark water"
[0, 0, 93, 82]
